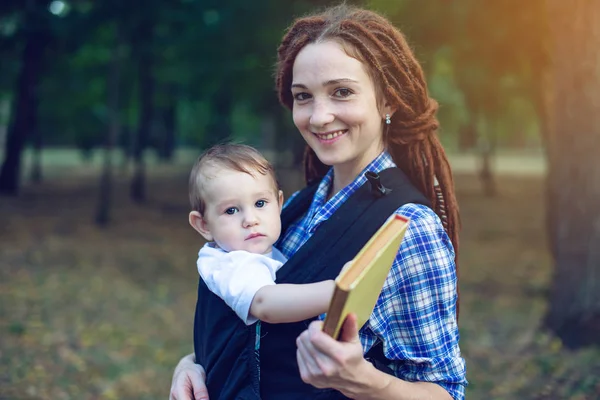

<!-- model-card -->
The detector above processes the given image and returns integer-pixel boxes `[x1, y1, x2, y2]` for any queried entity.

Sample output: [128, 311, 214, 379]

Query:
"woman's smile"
[313, 129, 348, 143]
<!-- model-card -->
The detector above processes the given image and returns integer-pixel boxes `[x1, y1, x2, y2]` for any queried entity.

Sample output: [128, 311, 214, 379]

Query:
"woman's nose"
[309, 99, 335, 128]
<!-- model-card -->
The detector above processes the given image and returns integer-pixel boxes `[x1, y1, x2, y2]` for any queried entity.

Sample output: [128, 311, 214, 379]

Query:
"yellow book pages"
[322, 214, 410, 339]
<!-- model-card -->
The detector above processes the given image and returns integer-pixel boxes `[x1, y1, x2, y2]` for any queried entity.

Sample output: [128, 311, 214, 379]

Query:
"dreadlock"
[276, 4, 461, 313]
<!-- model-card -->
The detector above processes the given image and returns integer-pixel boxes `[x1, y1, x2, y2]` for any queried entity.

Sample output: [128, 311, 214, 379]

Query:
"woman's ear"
[278, 190, 284, 213]
[189, 211, 213, 242]
[383, 102, 397, 120]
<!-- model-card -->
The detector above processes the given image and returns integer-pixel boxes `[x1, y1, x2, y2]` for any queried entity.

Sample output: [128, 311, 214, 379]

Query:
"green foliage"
[2, 0, 549, 161]
[369, 0, 548, 147]
[178, 100, 210, 147]
[231, 102, 262, 145]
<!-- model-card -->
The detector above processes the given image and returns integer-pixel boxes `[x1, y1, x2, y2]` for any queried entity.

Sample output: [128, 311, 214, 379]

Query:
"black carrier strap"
[260, 167, 431, 400]
[194, 279, 261, 400]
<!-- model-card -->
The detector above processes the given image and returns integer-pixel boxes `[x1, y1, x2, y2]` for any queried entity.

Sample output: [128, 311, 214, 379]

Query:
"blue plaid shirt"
[278, 151, 467, 400]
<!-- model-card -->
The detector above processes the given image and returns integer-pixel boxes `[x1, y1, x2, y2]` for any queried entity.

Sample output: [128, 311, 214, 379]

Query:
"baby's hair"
[189, 143, 279, 215]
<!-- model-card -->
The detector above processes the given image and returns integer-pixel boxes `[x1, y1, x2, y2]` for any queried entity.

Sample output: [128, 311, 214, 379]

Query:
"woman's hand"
[169, 353, 209, 400]
[296, 314, 390, 399]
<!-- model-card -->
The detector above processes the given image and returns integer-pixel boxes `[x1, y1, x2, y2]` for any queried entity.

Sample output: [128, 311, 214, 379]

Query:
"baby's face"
[199, 167, 283, 255]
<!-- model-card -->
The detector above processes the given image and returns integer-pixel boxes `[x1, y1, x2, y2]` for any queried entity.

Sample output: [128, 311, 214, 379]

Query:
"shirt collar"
[315, 151, 396, 204]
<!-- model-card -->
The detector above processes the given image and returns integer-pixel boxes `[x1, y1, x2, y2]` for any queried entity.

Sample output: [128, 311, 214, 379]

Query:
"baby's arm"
[250, 280, 335, 324]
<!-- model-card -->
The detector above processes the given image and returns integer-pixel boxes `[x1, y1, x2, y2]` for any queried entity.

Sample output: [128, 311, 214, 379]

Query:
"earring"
[385, 113, 391, 125]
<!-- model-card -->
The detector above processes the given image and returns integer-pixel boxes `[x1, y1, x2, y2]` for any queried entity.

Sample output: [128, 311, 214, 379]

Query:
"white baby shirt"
[196, 243, 287, 325]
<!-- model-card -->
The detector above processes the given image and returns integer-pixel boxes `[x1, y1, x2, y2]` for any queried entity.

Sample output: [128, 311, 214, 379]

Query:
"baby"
[188, 143, 334, 325]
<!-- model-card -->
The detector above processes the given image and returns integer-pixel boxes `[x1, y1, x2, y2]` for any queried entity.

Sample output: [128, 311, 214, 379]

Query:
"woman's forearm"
[250, 280, 335, 323]
[347, 360, 452, 400]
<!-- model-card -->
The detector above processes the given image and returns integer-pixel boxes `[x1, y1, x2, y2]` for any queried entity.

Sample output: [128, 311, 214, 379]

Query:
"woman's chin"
[310, 147, 347, 167]
[308, 153, 332, 166]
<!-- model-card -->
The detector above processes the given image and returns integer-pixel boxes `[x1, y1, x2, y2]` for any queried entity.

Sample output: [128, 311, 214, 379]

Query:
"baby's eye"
[333, 88, 353, 98]
[225, 207, 238, 215]
[293, 92, 312, 101]
[255, 200, 266, 208]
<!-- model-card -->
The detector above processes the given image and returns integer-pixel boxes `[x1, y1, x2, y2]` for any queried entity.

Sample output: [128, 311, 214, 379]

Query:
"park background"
[1, 1, 599, 399]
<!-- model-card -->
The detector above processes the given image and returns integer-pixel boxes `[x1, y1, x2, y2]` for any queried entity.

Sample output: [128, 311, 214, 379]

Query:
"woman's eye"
[293, 92, 311, 101]
[255, 200, 266, 208]
[225, 207, 238, 215]
[333, 88, 352, 98]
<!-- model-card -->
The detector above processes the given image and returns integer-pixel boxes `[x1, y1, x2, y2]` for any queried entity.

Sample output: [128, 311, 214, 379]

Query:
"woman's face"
[291, 40, 388, 177]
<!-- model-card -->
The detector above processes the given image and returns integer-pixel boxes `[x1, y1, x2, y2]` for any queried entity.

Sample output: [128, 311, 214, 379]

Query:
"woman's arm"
[169, 353, 209, 400]
[296, 205, 466, 400]
[296, 316, 452, 400]
[250, 280, 335, 323]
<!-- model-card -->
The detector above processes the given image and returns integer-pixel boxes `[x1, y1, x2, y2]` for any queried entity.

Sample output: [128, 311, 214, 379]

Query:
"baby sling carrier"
[193, 167, 431, 399]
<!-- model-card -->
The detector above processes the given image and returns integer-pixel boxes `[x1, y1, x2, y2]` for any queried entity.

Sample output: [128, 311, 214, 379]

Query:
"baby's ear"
[278, 190, 284, 213]
[189, 211, 213, 241]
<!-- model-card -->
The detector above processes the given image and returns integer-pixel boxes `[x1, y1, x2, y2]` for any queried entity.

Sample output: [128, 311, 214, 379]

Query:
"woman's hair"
[189, 143, 279, 215]
[275, 4, 460, 307]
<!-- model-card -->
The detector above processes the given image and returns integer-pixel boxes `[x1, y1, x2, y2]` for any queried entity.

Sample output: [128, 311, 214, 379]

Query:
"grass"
[0, 161, 599, 399]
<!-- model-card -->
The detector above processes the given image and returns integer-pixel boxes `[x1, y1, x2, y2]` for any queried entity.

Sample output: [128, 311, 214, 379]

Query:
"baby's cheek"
[215, 229, 239, 252]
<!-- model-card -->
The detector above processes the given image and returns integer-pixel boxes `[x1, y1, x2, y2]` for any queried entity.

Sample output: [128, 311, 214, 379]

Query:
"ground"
[1, 155, 599, 399]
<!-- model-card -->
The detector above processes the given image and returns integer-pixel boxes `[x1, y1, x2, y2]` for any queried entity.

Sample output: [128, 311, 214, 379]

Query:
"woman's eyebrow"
[291, 78, 359, 89]
[323, 78, 358, 86]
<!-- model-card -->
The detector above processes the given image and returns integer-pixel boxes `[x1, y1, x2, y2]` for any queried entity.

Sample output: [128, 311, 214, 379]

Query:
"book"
[322, 214, 410, 339]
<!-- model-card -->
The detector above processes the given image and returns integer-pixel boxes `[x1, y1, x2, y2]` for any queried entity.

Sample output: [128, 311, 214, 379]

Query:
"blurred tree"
[29, 115, 43, 183]
[95, 21, 124, 227]
[543, 0, 600, 348]
[154, 83, 177, 161]
[129, 5, 156, 203]
[0, 0, 52, 195]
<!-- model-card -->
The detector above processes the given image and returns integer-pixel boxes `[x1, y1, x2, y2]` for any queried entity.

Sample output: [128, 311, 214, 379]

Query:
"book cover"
[322, 214, 410, 339]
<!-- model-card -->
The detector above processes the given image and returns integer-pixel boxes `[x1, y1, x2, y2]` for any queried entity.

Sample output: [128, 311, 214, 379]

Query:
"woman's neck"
[328, 163, 368, 199]
[330, 170, 354, 198]
[329, 154, 379, 198]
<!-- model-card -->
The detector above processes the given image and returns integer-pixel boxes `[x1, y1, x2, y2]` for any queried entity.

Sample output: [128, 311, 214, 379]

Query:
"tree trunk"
[544, 0, 600, 348]
[458, 122, 477, 152]
[157, 84, 177, 162]
[95, 28, 123, 227]
[0, 98, 10, 150]
[205, 87, 233, 147]
[130, 21, 154, 203]
[479, 146, 495, 197]
[478, 130, 496, 198]
[30, 126, 42, 183]
[163, 102, 176, 160]
[130, 57, 153, 203]
[156, 103, 176, 162]
[0, 20, 47, 195]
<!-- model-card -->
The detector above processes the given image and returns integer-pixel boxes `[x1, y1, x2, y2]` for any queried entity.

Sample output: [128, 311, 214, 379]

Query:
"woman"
[171, 4, 466, 400]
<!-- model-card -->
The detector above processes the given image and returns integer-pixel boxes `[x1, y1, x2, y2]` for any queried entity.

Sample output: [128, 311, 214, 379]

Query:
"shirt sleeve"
[366, 203, 467, 400]
[197, 247, 282, 325]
